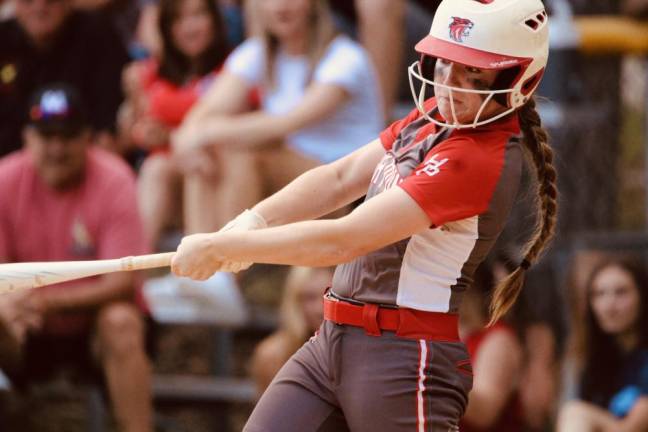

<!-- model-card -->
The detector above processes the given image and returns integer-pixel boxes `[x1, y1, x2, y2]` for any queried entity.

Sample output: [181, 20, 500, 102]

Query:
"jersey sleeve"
[224, 37, 265, 86]
[398, 138, 501, 227]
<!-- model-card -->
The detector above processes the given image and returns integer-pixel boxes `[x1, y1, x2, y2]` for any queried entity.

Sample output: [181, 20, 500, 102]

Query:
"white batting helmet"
[408, 0, 549, 128]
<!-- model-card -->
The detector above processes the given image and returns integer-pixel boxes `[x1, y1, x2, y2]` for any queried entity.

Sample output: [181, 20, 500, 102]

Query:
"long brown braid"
[488, 96, 558, 325]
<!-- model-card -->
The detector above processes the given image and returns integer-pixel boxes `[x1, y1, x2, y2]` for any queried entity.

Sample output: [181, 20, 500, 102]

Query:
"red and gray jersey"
[331, 98, 523, 314]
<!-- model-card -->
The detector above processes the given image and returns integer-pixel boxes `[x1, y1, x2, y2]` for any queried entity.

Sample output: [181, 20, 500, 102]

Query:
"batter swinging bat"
[0, 252, 175, 294]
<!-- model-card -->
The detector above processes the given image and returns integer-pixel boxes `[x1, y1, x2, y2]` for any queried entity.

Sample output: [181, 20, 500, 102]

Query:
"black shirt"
[0, 11, 129, 156]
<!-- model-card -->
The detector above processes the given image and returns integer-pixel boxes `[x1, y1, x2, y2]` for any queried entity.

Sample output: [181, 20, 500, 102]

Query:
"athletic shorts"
[244, 320, 473, 432]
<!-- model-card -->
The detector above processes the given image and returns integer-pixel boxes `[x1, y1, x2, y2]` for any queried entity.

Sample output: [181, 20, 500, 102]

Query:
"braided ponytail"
[488, 97, 558, 325]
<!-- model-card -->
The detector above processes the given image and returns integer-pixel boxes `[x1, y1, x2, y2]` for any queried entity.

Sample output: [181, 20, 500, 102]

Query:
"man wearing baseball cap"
[0, 84, 152, 432]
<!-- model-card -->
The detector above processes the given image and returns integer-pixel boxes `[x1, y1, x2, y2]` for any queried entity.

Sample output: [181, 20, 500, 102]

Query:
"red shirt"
[139, 60, 221, 129]
[460, 322, 525, 432]
[0, 148, 149, 334]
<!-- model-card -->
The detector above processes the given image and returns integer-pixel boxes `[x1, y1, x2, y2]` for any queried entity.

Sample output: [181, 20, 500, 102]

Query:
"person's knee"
[558, 399, 590, 423]
[139, 154, 172, 181]
[96, 303, 146, 358]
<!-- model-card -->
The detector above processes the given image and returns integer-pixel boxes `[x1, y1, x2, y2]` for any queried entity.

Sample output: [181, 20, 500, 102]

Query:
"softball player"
[172, 0, 557, 430]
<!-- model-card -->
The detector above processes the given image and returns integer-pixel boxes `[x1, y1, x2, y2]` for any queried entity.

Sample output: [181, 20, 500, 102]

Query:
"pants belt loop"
[362, 303, 381, 336]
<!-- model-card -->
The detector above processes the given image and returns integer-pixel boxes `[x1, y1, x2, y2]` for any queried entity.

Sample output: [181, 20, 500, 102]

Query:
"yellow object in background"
[575, 16, 648, 54]
[1, 63, 16, 85]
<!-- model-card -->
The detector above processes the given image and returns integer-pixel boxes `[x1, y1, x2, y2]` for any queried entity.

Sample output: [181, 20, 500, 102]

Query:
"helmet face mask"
[411, 0, 549, 129]
[408, 57, 518, 129]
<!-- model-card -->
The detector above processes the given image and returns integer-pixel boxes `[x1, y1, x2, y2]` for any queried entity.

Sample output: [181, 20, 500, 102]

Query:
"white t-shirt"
[225, 35, 383, 163]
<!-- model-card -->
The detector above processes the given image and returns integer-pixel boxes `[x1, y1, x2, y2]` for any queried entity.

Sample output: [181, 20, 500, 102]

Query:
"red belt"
[323, 295, 459, 342]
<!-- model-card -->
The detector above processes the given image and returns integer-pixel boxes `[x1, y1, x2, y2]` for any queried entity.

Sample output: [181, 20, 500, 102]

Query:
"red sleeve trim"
[397, 137, 506, 227]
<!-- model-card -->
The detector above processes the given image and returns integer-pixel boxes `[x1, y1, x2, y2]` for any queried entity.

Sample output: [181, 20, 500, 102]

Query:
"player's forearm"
[38, 273, 134, 312]
[208, 219, 363, 267]
[253, 164, 361, 227]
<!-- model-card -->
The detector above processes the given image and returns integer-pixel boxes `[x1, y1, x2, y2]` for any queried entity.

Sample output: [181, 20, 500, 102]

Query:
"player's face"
[589, 265, 642, 337]
[14, 0, 71, 45]
[260, 0, 312, 42]
[171, 0, 215, 59]
[432, 59, 505, 125]
[298, 269, 329, 333]
[24, 127, 89, 190]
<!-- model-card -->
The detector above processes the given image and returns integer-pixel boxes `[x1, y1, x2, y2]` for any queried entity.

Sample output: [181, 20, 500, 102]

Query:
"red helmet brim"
[415, 35, 532, 70]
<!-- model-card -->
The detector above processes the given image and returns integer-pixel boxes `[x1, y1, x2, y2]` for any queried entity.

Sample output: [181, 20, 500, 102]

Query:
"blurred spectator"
[134, 0, 245, 59]
[121, 0, 230, 250]
[0, 0, 129, 157]
[173, 0, 383, 233]
[459, 262, 526, 432]
[0, 0, 14, 19]
[623, 0, 648, 17]
[0, 85, 152, 432]
[72, 0, 145, 58]
[326, 0, 405, 121]
[557, 257, 648, 431]
[0, 292, 35, 372]
[248, 0, 405, 121]
[495, 254, 561, 431]
[250, 266, 332, 395]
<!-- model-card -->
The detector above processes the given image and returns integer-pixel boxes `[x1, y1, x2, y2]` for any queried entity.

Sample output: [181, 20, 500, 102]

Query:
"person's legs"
[257, 145, 352, 218]
[256, 145, 320, 195]
[183, 148, 262, 233]
[556, 400, 617, 432]
[94, 302, 152, 432]
[137, 154, 181, 248]
[245, 321, 349, 432]
[244, 370, 349, 432]
[336, 326, 470, 432]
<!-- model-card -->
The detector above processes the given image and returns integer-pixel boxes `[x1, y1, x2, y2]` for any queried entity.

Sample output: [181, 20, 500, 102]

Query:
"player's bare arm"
[253, 139, 385, 226]
[171, 186, 430, 279]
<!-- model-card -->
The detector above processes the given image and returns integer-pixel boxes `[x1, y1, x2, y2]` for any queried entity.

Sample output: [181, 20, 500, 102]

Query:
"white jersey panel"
[396, 217, 479, 312]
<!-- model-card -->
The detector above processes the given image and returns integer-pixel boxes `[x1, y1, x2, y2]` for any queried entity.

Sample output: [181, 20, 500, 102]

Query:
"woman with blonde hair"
[250, 266, 333, 394]
[173, 0, 383, 234]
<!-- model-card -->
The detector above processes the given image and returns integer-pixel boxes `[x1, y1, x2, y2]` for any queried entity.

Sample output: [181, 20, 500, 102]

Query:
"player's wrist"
[241, 208, 267, 230]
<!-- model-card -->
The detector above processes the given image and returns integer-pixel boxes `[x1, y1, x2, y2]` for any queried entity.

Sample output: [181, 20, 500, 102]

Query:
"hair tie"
[520, 259, 531, 270]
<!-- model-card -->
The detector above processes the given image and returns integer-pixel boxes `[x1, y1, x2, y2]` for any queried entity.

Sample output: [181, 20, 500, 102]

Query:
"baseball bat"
[0, 252, 175, 294]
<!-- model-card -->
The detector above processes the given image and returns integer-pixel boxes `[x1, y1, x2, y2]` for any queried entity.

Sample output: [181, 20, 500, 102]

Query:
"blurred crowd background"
[0, 0, 647, 431]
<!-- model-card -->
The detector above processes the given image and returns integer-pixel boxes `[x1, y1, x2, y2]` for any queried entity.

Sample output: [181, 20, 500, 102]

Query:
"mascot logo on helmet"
[449, 17, 474, 43]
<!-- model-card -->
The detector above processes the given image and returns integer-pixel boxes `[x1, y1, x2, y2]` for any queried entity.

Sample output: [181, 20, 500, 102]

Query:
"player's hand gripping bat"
[0, 252, 175, 294]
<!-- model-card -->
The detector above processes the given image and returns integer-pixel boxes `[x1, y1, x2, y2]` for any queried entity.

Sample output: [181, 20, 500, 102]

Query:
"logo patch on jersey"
[370, 153, 403, 192]
[416, 154, 449, 177]
[449, 17, 474, 43]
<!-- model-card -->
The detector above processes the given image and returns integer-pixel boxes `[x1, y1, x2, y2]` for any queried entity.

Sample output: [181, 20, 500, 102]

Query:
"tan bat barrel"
[0, 252, 175, 294]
